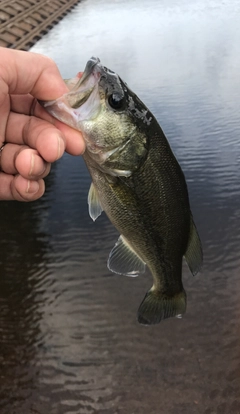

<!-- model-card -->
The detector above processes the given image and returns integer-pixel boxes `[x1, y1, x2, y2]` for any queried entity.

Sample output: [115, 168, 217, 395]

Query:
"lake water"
[1, 0, 240, 413]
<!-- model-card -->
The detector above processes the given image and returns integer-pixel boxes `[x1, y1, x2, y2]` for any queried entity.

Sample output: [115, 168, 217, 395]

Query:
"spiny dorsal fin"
[88, 182, 103, 221]
[184, 216, 203, 276]
[107, 235, 146, 277]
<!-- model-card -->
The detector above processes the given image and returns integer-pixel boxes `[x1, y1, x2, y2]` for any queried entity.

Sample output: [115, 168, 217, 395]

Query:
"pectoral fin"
[184, 216, 203, 276]
[107, 236, 146, 277]
[88, 183, 103, 221]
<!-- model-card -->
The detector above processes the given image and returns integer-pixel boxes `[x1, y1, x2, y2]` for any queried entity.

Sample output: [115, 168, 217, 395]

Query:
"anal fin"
[107, 236, 146, 277]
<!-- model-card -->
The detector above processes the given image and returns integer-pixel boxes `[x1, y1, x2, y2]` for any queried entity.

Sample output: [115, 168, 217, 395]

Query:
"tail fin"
[137, 288, 186, 325]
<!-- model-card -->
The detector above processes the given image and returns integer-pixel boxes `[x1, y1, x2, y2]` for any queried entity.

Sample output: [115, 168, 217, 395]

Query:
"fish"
[40, 57, 203, 325]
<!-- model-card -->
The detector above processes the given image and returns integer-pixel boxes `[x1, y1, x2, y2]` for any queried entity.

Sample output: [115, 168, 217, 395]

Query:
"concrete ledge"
[0, 0, 81, 50]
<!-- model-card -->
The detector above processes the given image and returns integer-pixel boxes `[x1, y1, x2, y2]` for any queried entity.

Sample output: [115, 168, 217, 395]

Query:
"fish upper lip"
[78, 57, 101, 86]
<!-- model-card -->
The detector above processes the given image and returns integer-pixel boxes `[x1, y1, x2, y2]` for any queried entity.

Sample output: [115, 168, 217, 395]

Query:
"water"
[1, 0, 240, 412]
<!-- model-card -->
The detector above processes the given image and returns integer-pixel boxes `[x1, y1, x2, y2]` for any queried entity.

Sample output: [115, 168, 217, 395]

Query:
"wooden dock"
[0, 0, 81, 50]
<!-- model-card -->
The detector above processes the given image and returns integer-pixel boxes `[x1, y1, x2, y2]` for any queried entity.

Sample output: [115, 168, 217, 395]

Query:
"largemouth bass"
[40, 57, 203, 325]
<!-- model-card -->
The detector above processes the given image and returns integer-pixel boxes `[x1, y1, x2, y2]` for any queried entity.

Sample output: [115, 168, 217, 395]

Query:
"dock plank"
[0, 0, 81, 50]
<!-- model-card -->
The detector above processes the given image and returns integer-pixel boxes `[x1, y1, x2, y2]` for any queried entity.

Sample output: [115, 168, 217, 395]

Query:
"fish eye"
[108, 93, 125, 110]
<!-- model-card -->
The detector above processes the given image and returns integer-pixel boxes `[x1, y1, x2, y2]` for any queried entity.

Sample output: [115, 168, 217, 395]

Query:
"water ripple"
[1, 0, 240, 412]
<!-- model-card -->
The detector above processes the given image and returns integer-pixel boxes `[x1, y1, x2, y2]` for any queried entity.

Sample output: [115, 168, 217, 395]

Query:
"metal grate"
[0, 0, 81, 50]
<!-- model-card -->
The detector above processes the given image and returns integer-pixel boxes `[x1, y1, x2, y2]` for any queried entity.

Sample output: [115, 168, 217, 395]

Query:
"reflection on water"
[1, 0, 240, 412]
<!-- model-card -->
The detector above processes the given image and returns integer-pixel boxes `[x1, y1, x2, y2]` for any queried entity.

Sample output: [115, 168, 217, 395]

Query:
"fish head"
[40, 57, 151, 173]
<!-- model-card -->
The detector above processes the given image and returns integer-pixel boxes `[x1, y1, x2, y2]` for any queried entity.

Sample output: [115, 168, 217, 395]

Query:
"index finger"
[0, 48, 85, 155]
[0, 47, 69, 99]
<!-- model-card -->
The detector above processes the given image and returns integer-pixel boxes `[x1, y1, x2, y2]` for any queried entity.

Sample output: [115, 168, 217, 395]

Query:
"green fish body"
[40, 57, 203, 324]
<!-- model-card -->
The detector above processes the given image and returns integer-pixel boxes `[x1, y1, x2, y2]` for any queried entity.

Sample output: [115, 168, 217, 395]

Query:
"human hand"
[0, 47, 85, 201]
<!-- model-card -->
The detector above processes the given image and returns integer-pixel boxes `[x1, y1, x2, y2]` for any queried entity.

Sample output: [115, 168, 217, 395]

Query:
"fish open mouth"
[39, 57, 103, 129]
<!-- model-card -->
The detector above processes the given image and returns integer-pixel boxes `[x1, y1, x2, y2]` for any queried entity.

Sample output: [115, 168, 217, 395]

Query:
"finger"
[10, 93, 36, 115]
[6, 107, 85, 156]
[1, 49, 85, 154]
[10, 96, 85, 155]
[0, 173, 45, 201]
[0, 48, 70, 145]
[0, 90, 10, 147]
[16, 148, 51, 179]
[10, 94, 56, 121]
[0, 48, 70, 99]
[6, 113, 66, 162]
[55, 120, 85, 155]
[0, 144, 50, 179]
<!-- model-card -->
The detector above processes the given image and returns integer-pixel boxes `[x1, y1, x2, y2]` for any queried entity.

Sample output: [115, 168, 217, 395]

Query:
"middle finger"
[5, 111, 66, 162]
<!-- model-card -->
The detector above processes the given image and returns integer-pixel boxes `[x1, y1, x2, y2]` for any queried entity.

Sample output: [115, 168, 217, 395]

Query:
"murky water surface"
[1, 0, 240, 412]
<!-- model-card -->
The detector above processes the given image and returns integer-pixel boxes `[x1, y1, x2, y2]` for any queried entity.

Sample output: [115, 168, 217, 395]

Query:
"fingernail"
[57, 135, 65, 160]
[26, 180, 40, 194]
[29, 154, 46, 177]
[29, 154, 35, 176]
